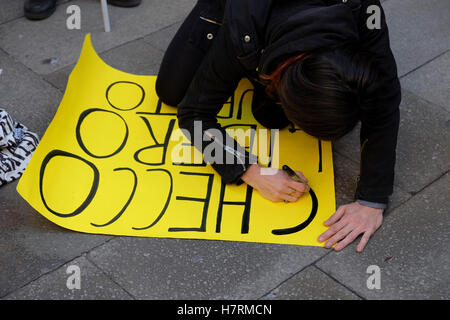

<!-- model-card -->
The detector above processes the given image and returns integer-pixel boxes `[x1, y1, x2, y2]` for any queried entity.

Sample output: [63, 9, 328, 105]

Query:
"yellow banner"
[17, 34, 335, 246]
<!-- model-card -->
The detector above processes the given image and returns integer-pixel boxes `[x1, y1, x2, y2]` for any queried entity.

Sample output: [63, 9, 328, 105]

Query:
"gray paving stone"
[44, 38, 164, 91]
[332, 122, 360, 162]
[332, 152, 359, 207]
[395, 91, 450, 194]
[401, 51, 450, 112]
[262, 266, 360, 300]
[0, 0, 196, 75]
[332, 152, 411, 212]
[0, 0, 25, 24]
[316, 172, 450, 300]
[0, 181, 112, 298]
[0, 49, 62, 138]
[383, 0, 450, 77]
[0, 0, 448, 301]
[143, 21, 183, 52]
[87, 237, 327, 299]
[4, 256, 132, 300]
[99, 38, 165, 75]
[334, 89, 450, 195]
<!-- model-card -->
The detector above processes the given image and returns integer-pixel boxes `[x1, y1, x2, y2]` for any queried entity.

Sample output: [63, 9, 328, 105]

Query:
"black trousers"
[155, 0, 290, 129]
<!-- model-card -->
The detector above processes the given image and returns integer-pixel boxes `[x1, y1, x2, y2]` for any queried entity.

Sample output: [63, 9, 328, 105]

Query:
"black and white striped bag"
[0, 109, 39, 186]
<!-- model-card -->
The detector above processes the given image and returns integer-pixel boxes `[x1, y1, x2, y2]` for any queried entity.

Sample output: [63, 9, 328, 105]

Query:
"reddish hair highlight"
[259, 53, 306, 99]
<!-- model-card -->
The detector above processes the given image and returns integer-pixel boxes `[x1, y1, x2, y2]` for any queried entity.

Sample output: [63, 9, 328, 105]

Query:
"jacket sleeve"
[355, 0, 401, 205]
[177, 23, 254, 184]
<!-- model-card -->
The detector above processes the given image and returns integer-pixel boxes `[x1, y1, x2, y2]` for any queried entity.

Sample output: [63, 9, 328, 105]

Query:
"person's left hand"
[317, 201, 383, 253]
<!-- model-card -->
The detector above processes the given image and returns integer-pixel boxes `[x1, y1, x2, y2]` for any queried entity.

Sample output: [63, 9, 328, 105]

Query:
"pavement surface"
[0, 0, 449, 300]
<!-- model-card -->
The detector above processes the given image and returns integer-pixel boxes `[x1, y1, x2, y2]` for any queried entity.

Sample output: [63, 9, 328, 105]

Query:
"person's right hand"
[241, 163, 310, 202]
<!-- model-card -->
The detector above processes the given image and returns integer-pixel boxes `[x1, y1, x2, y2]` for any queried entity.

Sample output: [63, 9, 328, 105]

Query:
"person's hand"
[318, 201, 383, 253]
[241, 163, 309, 202]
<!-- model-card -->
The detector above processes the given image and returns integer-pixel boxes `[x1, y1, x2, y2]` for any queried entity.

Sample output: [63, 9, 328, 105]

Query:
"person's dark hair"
[260, 45, 378, 141]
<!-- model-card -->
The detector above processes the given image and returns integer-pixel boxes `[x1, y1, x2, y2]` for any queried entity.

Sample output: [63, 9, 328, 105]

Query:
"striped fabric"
[0, 109, 39, 186]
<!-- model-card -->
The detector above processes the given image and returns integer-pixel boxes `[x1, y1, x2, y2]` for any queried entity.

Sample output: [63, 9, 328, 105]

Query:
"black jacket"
[177, 0, 401, 205]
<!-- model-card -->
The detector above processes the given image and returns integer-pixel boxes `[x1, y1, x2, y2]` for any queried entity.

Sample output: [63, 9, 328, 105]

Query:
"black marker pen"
[282, 165, 309, 187]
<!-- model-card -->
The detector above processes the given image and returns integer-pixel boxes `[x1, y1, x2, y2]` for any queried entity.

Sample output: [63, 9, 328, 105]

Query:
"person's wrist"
[241, 163, 260, 185]
[355, 200, 384, 214]
[356, 199, 387, 211]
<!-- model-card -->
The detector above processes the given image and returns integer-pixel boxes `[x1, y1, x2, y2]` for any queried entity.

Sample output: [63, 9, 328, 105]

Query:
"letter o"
[76, 108, 129, 159]
[106, 81, 145, 111]
[40, 150, 99, 218]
